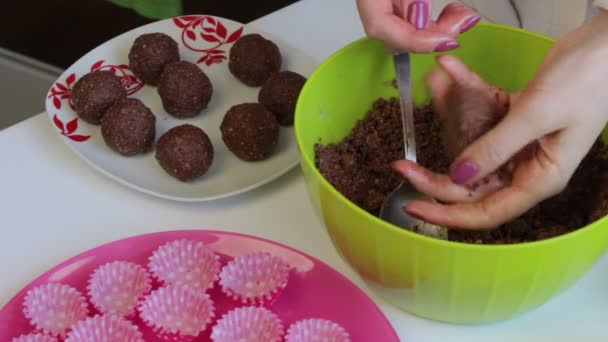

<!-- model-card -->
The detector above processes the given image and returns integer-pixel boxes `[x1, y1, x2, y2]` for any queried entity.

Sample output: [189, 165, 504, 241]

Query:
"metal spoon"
[379, 53, 447, 239]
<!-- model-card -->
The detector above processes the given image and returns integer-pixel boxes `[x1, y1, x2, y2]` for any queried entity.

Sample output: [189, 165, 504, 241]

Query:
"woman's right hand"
[395, 9, 608, 229]
[356, 0, 480, 53]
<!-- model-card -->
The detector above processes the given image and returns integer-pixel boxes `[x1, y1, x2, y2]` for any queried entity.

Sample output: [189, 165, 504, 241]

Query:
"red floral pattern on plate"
[53, 114, 90, 142]
[47, 61, 143, 112]
[90, 60, 144, 95]
[48, 73, 76, 110]
[173, 15, 244, 66]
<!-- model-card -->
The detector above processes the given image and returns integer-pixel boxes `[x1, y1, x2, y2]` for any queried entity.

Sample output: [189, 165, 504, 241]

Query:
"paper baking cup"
[210, 306, 284, 342]
[285, 318, 351, 342]
[138, 284, 215, 340]
[23, 283, 88, 337]
[11, 333, 59, 342]
[148, 239, 220, 291]
[219, 252, 291, 306]
[87, 261, 151, 317]
[65, 314, 144, 342]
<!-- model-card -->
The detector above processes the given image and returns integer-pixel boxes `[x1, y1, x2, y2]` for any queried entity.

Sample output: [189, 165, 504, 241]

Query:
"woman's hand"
[394, 9, 608, 229]
[356, 0, 480, 52]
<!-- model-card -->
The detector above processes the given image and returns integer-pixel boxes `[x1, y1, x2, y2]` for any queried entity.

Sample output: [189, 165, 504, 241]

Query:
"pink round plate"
[0, 230, 398, 341]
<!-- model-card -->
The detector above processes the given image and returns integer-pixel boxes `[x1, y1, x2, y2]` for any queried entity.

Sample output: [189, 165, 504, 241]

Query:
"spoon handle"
[393, 53, 417, 163]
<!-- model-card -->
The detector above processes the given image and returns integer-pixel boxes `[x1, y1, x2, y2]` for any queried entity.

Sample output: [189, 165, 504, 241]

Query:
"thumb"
[426, 55, 481, 116]
[449, 95, 560, 185]
[436, 54, 485, 88]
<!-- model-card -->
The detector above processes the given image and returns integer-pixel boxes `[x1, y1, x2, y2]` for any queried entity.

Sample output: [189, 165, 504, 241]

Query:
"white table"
[1, 0, 607, 340]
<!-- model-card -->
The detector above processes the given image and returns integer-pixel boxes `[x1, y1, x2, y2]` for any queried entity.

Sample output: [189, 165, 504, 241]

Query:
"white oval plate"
[44, 15, 316, 202]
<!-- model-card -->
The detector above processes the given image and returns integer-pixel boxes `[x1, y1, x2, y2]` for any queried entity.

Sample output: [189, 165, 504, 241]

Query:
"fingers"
[435, 54, 483, 88]
[426, 55, 481, 116]
[393, 160, 505, 203]
[397, 0, 433, 29]
[357, 0, 458, 53]
[435, 2, 481, 35]
[393, 160, 473, 202]
[404, 182, 539, 229]
[426, 65, 451, 115]
[448, 94, 566, 185]
[407, 123, 597, 229]
[377, 16, 458, 53]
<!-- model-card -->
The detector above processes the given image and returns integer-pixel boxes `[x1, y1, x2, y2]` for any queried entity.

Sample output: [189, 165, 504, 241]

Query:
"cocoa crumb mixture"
[315, 98, 608, 244]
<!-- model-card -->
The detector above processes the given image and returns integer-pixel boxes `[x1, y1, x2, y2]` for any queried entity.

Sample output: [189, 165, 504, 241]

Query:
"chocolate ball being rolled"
[438, 75, 513, 196]
[101, 98, 156, 156]
[157, 61, 213, 118]
[72, 71, 127, 125]
[258, 70, 307, 126]
[156, 124, 214, 182]
[440, 84, 510, 160]
[229, 34, 281, 87]
[220, 103, 279, 161]
[128, 32, 180, 85]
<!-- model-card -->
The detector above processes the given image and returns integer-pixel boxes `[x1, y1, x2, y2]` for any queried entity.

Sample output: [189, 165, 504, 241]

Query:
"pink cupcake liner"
[210, 306, 284, 342]
[285, 318, 351, 342]
[219, 252, 291, 306]
[138, 284, 215, 340]
[11, 333, 59, 342]
[148, 239, 221, 291]
[65, 314, 144, 342]
[87, 260, 151, 317]
[23, 283, 89, 337]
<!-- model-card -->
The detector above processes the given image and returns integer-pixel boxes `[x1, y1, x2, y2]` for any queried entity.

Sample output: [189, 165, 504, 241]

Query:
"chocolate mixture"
[220, 103, 279, 161]
[71, 70, 127, 125]
[315, 98, 608, 244]
[157, 61, 213, 118]
[128, 32, 180, 86]
[258, 70, 307, 126]
[155, 124, 214, 182]
[101, 98, 156, 156]
[229, 34, 281, 87]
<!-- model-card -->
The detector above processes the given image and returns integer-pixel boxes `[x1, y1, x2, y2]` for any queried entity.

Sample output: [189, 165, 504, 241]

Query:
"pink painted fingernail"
[407, 1, 429, 30]
[460, 16, 481, 33]
[450, 159, 479, 184]
[434, 40, 460, 52]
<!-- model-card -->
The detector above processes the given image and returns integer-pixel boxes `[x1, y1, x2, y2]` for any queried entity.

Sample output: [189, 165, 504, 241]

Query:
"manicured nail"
[450, 159, 479, 185]
[407, 1, 429, 30]
[460, 16, 481, 33]
[434, 40, 459, 52]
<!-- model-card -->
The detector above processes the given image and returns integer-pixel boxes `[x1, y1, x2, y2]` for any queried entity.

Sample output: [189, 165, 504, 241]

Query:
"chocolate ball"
[71, 71, 127, 125]
[156, 124, 214, 182]
[220, 103, 279, 161]
[157, 61, 213, 118]
[101, 98, 156, 156]
[128, 32, 180, 85]
[229, 34, 281, 87]
[258, 70, 307, 126]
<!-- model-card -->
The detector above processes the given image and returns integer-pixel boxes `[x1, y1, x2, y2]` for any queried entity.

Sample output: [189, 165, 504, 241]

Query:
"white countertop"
[1, 0, 607, 340]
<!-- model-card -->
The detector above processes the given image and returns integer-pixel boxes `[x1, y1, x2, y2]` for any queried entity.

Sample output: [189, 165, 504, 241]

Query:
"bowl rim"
[295, 22, 608, 251]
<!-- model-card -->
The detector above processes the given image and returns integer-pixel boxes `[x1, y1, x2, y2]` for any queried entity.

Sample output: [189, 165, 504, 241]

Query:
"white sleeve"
[595, 0, 608, 9]
[513, 0, 587, 38]
[448, 0, 588, 38]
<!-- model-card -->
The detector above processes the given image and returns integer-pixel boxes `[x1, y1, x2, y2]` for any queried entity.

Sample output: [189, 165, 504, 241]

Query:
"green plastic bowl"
[295, 23, 608, 324]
